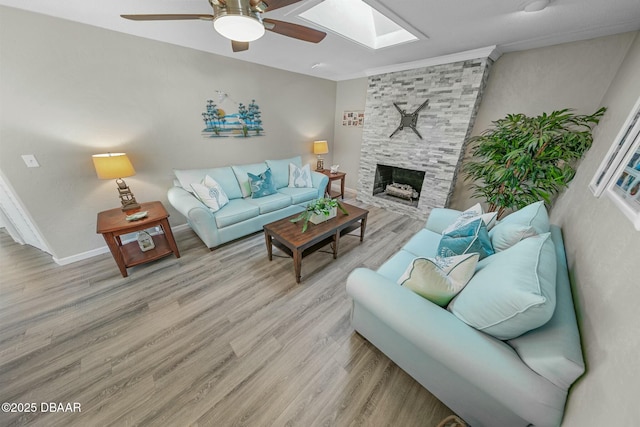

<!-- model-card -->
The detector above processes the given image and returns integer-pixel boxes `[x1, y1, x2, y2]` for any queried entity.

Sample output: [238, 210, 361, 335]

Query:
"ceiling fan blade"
[263, 19, 326, 43]
[232, 40, 250, 52]
[120, 14, 214, 21]
[262, 0, 304, 12]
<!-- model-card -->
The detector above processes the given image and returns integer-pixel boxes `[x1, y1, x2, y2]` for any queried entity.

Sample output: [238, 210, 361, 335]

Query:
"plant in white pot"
[290, 197, 349, 232]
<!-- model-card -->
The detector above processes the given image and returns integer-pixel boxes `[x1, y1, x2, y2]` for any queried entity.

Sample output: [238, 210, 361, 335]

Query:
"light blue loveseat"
[167, 156, 328, 249]
[346, 203, 585, 427]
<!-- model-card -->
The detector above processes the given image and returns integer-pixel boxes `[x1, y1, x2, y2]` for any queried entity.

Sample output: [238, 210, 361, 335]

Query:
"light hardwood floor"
[0, 200, 454, 426]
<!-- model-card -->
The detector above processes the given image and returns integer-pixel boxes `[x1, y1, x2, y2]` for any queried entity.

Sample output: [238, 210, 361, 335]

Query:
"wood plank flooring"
[0, 200, 455, 426]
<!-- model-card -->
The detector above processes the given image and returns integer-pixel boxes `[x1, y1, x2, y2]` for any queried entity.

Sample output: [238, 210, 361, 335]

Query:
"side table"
[97, 201, 180, 277]
[319, 169, 346, 199]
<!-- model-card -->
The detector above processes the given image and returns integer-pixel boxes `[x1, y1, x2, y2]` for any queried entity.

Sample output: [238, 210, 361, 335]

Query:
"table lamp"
[92, 152, 140, 211]
[313, 140, 329, 171]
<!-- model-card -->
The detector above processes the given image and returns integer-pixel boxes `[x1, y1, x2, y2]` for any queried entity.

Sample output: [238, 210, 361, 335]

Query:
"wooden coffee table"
[263, 202, 369, 283]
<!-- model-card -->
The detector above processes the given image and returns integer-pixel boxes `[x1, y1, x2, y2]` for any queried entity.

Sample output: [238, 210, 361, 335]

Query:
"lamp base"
[121, 202, 141, 212]
[116, 178, 140, 212]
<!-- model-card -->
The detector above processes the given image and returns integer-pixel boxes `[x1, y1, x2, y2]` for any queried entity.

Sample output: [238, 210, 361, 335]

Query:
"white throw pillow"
[191, 175, 230, 212]
[288, 163, 313, 188]
[491, 223, 537, 252]
[443, 203, 497, 234]
[398, 253, 479, 307]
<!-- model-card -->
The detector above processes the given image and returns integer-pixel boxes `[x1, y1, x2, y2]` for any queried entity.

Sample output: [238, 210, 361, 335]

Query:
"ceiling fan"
[121, 0, 327, 52]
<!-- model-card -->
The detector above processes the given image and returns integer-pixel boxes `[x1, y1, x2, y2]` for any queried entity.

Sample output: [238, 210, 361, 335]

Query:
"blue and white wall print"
[202, 98, 264, 138]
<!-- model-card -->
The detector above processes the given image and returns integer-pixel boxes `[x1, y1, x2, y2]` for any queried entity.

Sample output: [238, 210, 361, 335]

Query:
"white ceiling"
[1, 0, 639, 81]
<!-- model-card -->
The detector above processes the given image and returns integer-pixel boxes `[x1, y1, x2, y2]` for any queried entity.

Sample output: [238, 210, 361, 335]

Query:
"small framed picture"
[342, 110, 364, 127]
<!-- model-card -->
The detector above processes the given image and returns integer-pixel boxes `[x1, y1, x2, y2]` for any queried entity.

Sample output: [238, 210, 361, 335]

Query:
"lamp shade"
[313, 140, 329, 155]
[92, 153, 136, 179]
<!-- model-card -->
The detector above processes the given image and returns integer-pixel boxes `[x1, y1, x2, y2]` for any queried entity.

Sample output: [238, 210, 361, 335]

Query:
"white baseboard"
[52, 223, 191, 266]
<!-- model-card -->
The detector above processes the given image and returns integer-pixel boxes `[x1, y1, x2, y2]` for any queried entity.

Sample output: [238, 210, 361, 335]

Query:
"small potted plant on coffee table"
[290, 197, 349, 232]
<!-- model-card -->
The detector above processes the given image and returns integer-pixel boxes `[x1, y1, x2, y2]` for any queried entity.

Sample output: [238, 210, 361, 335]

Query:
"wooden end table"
[96, 201, 180, 277]
[263, 202, 368, 283]
[319, 169, 346, 199]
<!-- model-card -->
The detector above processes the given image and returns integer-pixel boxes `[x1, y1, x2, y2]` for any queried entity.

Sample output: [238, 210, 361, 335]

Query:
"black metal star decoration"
[389, 99, 429, 139]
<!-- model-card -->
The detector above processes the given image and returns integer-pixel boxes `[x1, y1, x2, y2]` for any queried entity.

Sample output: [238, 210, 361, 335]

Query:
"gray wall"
[0, 7, 336, 261]
[333, 78, 367, 191]
[549, 33, 640, 425]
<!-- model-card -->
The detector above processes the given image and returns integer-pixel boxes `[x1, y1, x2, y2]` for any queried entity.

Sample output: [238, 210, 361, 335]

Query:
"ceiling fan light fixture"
[214, 14, 265, 42]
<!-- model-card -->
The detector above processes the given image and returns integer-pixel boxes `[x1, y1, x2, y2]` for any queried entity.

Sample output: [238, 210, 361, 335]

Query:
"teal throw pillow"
[438, 218, 494, 260]
[247, 168, 277, 199]
[398, 253, 479, 307]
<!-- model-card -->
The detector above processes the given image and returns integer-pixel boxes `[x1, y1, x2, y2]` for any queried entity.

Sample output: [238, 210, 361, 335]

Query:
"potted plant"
[464, 107, 606, 218]
[290, 197, 349, 232]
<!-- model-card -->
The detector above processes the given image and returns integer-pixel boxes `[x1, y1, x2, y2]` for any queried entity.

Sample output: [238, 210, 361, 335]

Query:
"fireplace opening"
[373, 164, 425, 207]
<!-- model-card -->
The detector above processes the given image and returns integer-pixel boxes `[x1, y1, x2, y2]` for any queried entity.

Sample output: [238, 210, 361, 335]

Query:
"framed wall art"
[590, 95, 640, 196]
[606, 124, 640, 230]
[342, 111, 364, 127]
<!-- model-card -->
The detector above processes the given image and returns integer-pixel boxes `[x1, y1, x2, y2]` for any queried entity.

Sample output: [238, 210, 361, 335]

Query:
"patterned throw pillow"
[442, 203, 497, 234]
[247, 168, 277, 199]
[438, 218, 494, 260]
[398, 253, 479, 307]
[288, 163, 313, 188]
[190, 175, 230, 212]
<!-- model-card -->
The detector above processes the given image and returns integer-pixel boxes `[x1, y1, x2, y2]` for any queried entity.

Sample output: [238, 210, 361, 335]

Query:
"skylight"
[299, 0, 419, 50]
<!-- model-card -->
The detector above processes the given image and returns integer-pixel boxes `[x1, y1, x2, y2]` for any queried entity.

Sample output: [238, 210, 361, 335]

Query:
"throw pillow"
[442, 203, 497, 234]
[398, 253, 479, 307]
[190, 175, 230, 212]
[288, 163, 313, 188]
[490, 200, 550, 237]
[438, 218, 494, 260]
[247, 168, 277, 199]
[448, 233, 557, 340]
[491, 223, 537, 252]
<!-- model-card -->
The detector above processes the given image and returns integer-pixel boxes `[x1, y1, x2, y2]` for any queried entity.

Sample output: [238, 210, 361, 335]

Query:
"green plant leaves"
[465, 107, 605, 217]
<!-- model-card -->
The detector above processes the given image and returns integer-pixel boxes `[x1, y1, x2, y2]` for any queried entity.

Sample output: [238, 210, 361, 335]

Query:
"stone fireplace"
[357, 57, 492, 220]
[373, 164, 426, 207]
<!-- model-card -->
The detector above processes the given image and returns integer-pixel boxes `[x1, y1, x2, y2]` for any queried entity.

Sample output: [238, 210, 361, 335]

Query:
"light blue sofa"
[167, 156, 328, 249]
[346, 206, 584, 427]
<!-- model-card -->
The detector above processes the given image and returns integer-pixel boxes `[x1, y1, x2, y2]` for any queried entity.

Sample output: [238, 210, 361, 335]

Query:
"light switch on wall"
[21, 154, 40, 168]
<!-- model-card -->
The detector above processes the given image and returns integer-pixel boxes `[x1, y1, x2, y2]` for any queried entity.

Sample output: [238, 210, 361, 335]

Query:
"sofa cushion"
[246, 192, 292, 214]
[438, 218, 494, 260]
[248, 167, 277, 198]
[190, 175, 229, 212]
[402, 228, 442, 258]
[398, 253, 479, 307]
[277, 187, 319, 205]
[490, 200, 550, 237]
[214, 199, 260, 228]
[232, 162, 269, 197]
[448, 232, 557, 340]
[377, 249, 418, 282]
[491, 223, 537, 252]
[442, 203, 497, 234]
[288, 163, 313, 188]
[266, 156, 302, 189]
